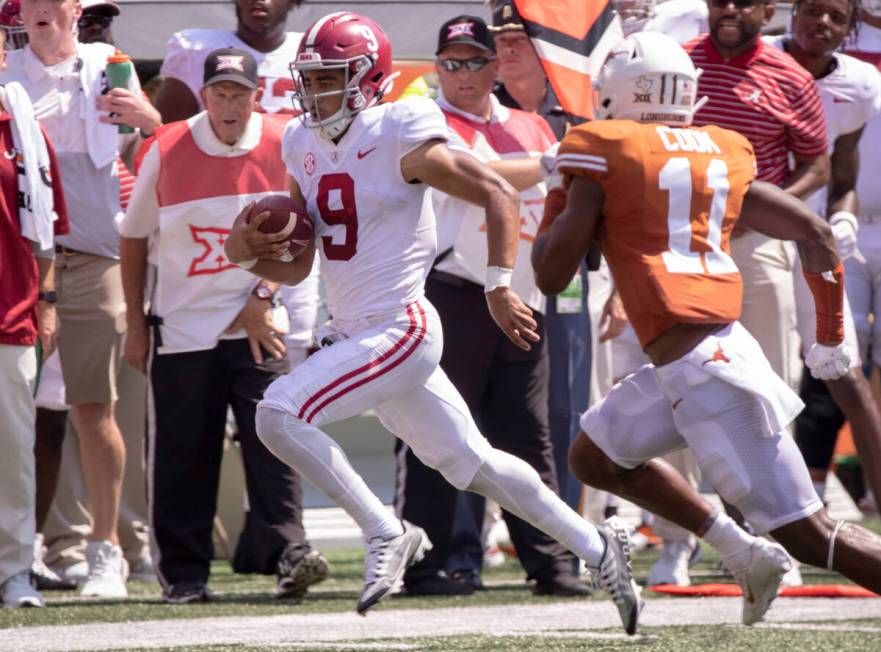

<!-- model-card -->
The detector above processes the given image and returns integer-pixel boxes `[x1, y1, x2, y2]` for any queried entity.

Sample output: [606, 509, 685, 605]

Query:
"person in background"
[489, 0, 591, 519]
[0, 24, 69, 607]
[155, 0, 305, 121]
[767, 0, 881, 517]
[0, 0, 161, 598]
[77, 0, 116, 44]
[120, 48, 327, 604]
[395, 14, 590, 598]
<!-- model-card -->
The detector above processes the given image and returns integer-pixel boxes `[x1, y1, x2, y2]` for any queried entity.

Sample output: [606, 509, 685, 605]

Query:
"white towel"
[1, 81, 56, 250]
[77, 42, 121, 170]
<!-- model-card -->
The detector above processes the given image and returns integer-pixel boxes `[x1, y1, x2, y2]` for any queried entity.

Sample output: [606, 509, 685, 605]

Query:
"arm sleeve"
[43, 125, 69, 237]
[785, 77, 829, 157]
[118, 142, 161, 239]
[395, 96, 449, 159]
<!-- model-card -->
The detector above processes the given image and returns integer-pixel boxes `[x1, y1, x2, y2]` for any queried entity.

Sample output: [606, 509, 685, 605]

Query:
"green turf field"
[2, 523, 879, 651]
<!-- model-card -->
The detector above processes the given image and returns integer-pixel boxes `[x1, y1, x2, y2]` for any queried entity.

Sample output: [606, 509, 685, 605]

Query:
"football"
[247, 195, 314, 262]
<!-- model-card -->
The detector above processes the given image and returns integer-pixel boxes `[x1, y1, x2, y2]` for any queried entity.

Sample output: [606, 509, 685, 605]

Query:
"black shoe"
[31, 568, 77, 591]
[533, 574, 593, 597]
[275, 543, 329, 600]
[163, 581, 212, 604]
[450, 569, 485, 591]
[404, 573, 475, 596]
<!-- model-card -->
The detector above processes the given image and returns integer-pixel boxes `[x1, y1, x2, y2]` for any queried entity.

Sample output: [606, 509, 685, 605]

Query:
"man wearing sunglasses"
[393, 14, 591, 599]
[77, 0, 116, 45]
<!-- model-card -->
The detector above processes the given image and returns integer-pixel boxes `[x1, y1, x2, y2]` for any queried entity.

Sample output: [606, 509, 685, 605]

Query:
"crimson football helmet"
[290, 12, 395, 140]
[0, 0, 27, 50]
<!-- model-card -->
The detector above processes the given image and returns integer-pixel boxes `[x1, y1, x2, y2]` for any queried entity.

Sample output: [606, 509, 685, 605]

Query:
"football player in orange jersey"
[533, 32, 881, 624]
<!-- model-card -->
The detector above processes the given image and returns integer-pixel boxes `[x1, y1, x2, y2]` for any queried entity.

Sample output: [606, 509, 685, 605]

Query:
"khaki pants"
[0, 345, 38, 585]
[730, 230, 802, 392]
[42, 363, 150, 573]
[56, 253, 125, 405]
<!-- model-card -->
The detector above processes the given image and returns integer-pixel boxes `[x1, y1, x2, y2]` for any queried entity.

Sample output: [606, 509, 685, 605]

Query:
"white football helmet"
[593, 32, 705, 126]
[611, 0, 657, 36]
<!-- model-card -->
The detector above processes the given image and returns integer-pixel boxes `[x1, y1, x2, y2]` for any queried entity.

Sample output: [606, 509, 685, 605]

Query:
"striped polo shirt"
[683, 35, 828, 185]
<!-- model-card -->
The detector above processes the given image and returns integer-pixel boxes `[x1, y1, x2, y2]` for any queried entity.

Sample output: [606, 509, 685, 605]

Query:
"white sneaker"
[80, 541, 128, 598]
[731, 539, 791, 626]
[356, 521, 431, 615]
[2, 572, 44, 608]
[56, 560, 89, 585]
[647, 541, 693, 587]
[595, 518, 643, 636]
[781, 558, 803, 587]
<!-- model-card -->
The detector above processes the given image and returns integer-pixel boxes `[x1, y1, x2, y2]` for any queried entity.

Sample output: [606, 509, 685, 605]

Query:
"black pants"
[147, 338, 305, 586]
[396, 274, 576, 584]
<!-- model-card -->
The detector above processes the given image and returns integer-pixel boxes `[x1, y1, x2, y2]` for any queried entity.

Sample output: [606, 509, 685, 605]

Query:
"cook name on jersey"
[557, 120, 756, 347]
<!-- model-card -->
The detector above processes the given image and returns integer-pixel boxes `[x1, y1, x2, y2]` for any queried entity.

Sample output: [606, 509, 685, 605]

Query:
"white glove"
[539, 142, 560, 182]
[805, 342, 851, 380]
[829, 211, 864, 263]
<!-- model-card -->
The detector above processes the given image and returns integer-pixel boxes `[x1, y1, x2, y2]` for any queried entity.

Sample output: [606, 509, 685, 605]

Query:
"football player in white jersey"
[769, 0, 881, 515]
[223, 12, 644, 633]
[155, 0, 304, 122]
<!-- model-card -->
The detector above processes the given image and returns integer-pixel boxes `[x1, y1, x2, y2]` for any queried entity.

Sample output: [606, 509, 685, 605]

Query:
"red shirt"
[683, 36, 828, 185]
[0, 111, 69, 346]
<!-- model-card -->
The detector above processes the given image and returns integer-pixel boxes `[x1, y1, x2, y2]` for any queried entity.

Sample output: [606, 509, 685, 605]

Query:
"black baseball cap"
[436, 16, 495, 55]
[203, 48, 259, 90]
[489, 0, 527, 33]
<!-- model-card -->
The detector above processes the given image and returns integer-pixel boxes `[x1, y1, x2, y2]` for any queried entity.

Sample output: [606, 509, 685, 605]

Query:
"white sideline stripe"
[3, 598, 881, 651]
[756, 623, 881, 634]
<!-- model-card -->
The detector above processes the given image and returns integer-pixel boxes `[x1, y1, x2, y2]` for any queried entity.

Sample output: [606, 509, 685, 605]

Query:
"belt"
[428, 269, 483, 291]
[55, 244, 82, 256]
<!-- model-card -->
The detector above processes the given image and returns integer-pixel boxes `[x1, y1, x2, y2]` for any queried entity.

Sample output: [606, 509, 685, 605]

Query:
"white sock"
[256, 407, 403, 542]
[702, 512, 755, 573]
[812, 480, 827, 501]
[467, 448, 606, 567]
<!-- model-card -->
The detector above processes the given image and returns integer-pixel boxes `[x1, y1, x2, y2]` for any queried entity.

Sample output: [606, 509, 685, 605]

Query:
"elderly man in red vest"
[119, 48, 327, 604]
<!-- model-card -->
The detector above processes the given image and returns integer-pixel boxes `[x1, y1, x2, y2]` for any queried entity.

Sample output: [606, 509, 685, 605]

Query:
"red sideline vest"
[150, 113, 289, 354]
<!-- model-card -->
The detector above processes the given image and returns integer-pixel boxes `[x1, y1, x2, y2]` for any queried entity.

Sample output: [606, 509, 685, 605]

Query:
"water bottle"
[105, 50, 134, 134]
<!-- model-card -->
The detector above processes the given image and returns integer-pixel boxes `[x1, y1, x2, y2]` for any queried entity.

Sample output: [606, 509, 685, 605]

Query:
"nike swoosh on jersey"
[357, 147, 377, 159]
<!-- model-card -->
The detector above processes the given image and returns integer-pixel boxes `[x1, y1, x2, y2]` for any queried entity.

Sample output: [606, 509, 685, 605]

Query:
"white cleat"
[732, 539, 791, 626]
[80, 541, 128, 598]
[780, 558, 803, 587]
[647, 540, 693, 587]
[356, 521, 431, 615]
[2, 572, 45, 608]
[595, 518, 644, 635]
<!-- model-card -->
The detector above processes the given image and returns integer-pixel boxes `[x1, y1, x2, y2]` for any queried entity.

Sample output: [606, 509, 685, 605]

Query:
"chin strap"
[827, 519, 846, 570]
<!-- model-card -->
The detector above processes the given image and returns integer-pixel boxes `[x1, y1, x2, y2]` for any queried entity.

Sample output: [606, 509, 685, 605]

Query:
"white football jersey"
[845, 24, 881, 215]
[283, 97, 449, 323]
[644, 0, 708, 44]
[768, 36, 881, 214]
[160, 28, 302, 115]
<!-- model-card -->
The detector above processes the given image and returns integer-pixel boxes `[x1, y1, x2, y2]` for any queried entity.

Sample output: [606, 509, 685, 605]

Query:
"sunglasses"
[77, 15, 113, 29]
[709, 0, 766, 8]
[438, 56, 496, 73]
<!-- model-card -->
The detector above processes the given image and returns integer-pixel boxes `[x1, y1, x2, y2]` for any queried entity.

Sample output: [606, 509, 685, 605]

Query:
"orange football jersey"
[557, 120, 756, 348]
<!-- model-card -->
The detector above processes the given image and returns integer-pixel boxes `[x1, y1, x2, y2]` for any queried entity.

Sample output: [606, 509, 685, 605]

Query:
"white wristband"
[829, 211, 858, 230]
[237, 258, 258, 270]
[485, 266, 513, 293]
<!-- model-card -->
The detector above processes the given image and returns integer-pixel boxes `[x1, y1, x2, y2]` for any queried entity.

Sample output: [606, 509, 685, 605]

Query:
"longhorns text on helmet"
[593, 32, 707, 126]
